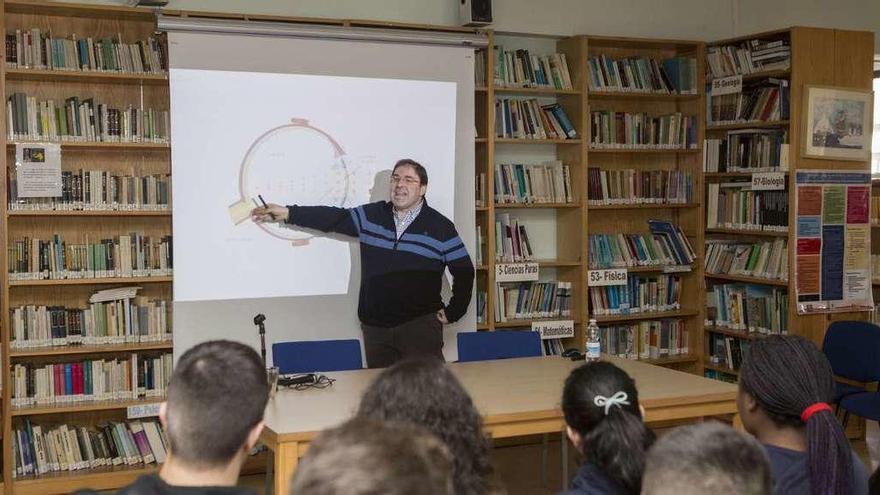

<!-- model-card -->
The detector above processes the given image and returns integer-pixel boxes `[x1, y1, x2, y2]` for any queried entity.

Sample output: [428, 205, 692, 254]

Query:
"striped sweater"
[287, 201, 474, 327]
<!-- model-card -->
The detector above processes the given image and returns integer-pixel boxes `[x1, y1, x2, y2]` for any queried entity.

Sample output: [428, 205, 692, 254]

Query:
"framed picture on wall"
[803, 85, 874, 161]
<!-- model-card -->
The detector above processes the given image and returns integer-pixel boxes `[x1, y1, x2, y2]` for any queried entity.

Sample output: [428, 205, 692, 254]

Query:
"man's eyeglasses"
[390, 175, 420, 185]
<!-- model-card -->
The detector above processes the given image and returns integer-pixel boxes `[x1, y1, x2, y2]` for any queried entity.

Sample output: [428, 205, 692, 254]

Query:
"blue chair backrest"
[823, 321, 880, 382]
[272, 339, 363, 374]
[457, 330, 543, 362]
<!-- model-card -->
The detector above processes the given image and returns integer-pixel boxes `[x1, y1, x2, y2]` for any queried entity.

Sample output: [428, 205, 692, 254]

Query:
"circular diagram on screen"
[237, 119, 351, 244]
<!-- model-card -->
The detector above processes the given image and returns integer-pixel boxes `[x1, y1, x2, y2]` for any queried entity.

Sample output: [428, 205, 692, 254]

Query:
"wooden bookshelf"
[0, 2, 174, 492]
[702, 27, 875, 380]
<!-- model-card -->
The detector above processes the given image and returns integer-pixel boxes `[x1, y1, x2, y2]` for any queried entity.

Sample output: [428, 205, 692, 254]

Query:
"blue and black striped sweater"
[287, 201, 474, 328]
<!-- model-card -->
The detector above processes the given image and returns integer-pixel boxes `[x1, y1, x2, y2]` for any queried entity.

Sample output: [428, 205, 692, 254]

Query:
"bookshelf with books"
[584, 36, 706, 371]
[0, 1, 172, 492]
[703, 27, 875, 381]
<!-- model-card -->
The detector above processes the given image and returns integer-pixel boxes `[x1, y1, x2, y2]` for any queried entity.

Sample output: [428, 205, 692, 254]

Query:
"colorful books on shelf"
[11, 352, 172, 408]
[601, 319, 688, 359]
[542, 338, 565, 356]
[495, 161, 573, 204]
[495, 281, 572, 322]
[10, 288, 171, 349]
[12, 419, 168, 478]
[8, 234, 173, 281]
[703, 129, 789, 172]
[705, 183, 788, 231]
[706, 38, 791, 78]
[7, 92, 170, 143]
[9, 170, 171, 211]
[495, 98, 577, 140]
[704, 239, 788, 281]
[707, 332, 749, 371]
[5, 30, 168, 74]
[589, 274, 682, 316]
[493, 46, 573, 90]
[705, 283, 787, 335]
[587, 168, 693, 205]
[588, 220, 697, 269]
[708, 78, 789, 125]
[588, 55, 697, 94]
[494, 214, 534, 263]
[589, 111, 697, 149]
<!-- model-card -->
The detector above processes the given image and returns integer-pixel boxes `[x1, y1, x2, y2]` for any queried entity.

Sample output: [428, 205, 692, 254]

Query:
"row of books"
[12, 419, 167, 479]
[475, 226, 485, 266]
[589, 111, 698, 149]
[493, 46, 574, 90]
[588, 220, 697, 269]
[707, 332, 751, 371]
[495, 281, 573, 322]
[476, 291, 487, 324]
[11, 352, 173, 408]
[494, 98, 577, 140]
[587, 55, 697, 94]
[601, 319, 689, 359]
[706, 184, 789, 231]
[8, 171, 171, 211]
[708, 78, 790, 124]
[589, 274, 682, 316]
[7, 234, 173, 281]
[705, 283, 788, 335]
[706, 38, 791, 79]
[704, 239, 788, 281]
[10, 288, 171, 349]
[6, 30, 167, 74]
[703, 130, 790, 172]
[542, 338, 565, 356]
[7, 93, 170, 143]
[475, 172, 487, 207]
[495, 214, 534, 263]
[587, 168, 693, 205]
[495, 161, 574, 204]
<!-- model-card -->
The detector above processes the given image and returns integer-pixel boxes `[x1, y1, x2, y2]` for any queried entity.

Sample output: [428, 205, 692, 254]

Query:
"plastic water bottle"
[586, 319, 601, 362]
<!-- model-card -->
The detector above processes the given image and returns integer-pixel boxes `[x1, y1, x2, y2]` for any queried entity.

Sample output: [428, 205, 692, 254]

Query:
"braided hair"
[739, 335, 852, 495]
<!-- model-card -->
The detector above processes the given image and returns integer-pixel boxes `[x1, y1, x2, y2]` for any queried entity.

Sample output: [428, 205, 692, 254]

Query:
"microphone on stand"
[253, 313, 267, 367]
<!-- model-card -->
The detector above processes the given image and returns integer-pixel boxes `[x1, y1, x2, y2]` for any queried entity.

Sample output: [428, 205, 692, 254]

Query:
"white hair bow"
[593, 391, 630, 415]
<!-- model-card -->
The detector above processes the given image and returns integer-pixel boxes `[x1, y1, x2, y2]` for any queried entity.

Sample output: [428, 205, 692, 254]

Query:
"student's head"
[738, 335, 852, 495]
[642, 421, 771, 495]
[161, 340, 269, 470]
[390, 158, 427, 209]
[357, 358, 493, 495]
[290, 417, 454, 495]
[562, 361, 654, 495]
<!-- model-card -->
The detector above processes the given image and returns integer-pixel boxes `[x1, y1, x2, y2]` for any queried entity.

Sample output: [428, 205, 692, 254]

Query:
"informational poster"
[15, 143, 62, 197]
[795, 170, 873, 314]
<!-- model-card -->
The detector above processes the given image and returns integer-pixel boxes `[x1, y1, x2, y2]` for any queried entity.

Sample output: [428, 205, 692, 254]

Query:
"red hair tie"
[800, 402, 832, 423]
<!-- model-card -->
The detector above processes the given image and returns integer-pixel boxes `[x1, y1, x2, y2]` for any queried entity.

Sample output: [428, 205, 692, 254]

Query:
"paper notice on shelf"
[15, 143, 61, 197]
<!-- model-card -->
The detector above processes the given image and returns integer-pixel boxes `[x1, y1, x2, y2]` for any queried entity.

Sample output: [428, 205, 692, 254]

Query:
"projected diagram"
[229, 118, 356, 245]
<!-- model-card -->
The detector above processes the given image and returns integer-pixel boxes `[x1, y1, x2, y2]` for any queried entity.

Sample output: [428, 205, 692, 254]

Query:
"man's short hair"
[290, 417, 454, 495]
[164, 340, 269, 467]
[392, 158, 428, 185]
[642, 421, 771, 495]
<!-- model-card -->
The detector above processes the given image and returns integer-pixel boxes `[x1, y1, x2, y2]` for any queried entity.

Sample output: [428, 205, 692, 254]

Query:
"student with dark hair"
[642, 421, 772, 495]
[290, 417, 454, 495]
[738, 335, 869, 495]
[116, 340, 270, 495]
[559, 361, 655, 495]
[357, 358, 497, 495]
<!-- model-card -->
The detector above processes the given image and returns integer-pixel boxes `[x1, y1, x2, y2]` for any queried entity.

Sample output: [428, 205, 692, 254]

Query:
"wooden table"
[260, 355, 739, 494]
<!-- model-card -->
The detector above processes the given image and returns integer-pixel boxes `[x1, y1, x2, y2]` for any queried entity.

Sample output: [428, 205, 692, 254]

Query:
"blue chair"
[272, 339, 363, 374]
[822, 321, 880, 426]
[457, 330, 543, 362]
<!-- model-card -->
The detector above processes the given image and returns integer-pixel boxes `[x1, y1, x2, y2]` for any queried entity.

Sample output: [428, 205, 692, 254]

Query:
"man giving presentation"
[252, 159, 474, 368]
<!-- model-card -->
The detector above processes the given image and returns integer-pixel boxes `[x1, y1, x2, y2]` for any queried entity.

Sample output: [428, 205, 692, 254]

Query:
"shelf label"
[752, 172, 786, 191]
[663, 265, 693, 273]
[711, 75, 742, 96]
[588, 268, 628, 286]
[127, 402, 162, 419]
[496, 263, 540, 282]
[532, 319, 575, 339]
